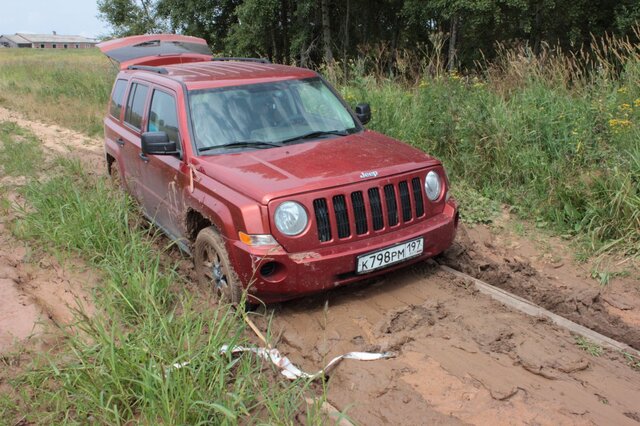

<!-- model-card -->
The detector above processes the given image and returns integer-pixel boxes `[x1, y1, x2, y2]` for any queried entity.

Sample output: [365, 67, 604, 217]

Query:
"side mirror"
[141, 131, 178, 155]
[355, 103, 371, 125]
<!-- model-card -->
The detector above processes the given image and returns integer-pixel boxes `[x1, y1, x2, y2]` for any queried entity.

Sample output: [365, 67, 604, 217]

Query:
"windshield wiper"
[199, 140, 283, 152]
[279, 130, 348, 145]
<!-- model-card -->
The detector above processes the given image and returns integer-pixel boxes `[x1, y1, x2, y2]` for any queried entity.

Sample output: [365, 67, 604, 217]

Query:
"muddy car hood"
[194, 130, 440, 204]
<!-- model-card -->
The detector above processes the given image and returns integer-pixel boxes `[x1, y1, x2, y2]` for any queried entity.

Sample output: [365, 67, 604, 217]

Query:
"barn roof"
[0, 34, 32, 44]
[15, 33, 97, 44]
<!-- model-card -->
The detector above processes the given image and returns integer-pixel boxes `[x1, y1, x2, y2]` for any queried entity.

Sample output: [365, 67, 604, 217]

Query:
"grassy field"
[0, 49, 113, 135]
[336, 40, 640, 256]
[0, 124, 328, 424]
[0, 43, 637, 257]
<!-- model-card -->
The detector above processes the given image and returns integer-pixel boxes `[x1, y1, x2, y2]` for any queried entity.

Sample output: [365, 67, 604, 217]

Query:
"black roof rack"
[127, 65, 169, 74]
[211, 57, 271, 64]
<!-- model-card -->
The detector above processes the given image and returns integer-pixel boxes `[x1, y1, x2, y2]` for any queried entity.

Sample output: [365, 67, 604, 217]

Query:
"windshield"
[188, 77, 359, 153]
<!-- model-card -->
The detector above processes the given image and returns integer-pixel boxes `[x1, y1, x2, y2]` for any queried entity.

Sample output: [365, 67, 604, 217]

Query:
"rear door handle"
[139, 152, 149, 162]
[115, 138, 125, 147]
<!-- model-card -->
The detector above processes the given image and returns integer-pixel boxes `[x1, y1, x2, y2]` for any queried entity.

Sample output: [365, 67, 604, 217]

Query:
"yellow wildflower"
[617, 87, 627, 94]
[608, 118, 632, 130]
[634, 98, 640, 108]
[619, 103, 632, 112]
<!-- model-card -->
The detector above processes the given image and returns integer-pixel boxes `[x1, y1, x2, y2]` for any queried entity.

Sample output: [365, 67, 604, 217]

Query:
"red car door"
[138, 87, 190, 243]
[120, 80, 151, 201]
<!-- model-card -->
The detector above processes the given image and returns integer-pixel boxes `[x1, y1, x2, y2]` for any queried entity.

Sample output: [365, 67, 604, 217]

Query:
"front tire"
[194, 227, 242, 304]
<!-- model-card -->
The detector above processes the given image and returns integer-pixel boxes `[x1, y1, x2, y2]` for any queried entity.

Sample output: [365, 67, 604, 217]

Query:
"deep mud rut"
[266, 263, 640, 424]
[1, 107, 639, 424]
[440, 226, 640, 351]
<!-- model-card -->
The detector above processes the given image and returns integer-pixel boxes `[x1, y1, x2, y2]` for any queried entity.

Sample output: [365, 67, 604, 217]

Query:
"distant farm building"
[0, 32, 97, 49]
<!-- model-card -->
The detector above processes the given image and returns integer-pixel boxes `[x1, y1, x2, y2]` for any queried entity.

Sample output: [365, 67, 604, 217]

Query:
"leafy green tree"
[97, 0, 167, 36]
[156, 0, 241, 51]
[96, 0, 639, 70]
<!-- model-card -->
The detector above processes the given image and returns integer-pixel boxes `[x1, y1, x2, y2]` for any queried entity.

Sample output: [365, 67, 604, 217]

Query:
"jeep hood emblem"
[360, 171, 379, 179]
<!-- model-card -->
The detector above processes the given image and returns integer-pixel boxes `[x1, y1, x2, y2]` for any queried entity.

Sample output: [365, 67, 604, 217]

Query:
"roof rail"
[126, 65, 169, 74]
[211, 57, 271, 64]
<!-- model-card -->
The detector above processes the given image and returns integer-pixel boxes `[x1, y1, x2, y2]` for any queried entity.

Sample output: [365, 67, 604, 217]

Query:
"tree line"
[98, 0, 640, 71]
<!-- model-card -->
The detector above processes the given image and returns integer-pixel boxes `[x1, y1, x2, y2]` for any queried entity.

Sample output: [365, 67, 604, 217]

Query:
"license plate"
[356, 237, 424, 274]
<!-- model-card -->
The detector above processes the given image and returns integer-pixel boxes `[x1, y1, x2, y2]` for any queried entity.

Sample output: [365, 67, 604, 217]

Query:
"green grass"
[575, 336, 604, 357]
[339, 60, 640, 254]
[0, 121, 44, 175]
[0, 124, 323, 423]
[0, 49, 113, 135]
[622, 351, 640, 371]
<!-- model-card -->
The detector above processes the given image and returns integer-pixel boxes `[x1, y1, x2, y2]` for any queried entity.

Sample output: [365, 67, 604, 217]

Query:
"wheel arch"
[184, 203, 236, 244]
[106, 152, 116, 174]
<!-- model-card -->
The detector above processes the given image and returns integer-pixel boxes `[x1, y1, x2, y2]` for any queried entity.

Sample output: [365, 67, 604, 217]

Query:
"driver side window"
[148, 90, 180, 148]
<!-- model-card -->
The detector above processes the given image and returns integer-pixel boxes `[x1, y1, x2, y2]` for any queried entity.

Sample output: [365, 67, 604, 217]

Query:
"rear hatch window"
[98, 35, 211, 69]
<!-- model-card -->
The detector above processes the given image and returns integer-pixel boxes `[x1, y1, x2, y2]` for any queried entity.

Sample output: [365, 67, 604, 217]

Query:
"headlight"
[425, 171, 442, 201]
[274, 201, 308, 236]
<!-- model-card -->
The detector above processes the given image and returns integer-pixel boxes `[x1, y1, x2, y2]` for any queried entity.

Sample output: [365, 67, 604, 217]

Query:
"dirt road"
[0, 107, 100, 355]
[1, 106, 639, 424]
[267, 263, 639, 424]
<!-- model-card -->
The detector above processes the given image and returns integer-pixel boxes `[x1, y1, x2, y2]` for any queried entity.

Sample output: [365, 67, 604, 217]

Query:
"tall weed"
[0, 121, 44, 175]
[340, 38, 640, 254]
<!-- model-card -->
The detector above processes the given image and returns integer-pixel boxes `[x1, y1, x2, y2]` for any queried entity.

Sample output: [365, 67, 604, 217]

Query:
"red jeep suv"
[99, 35, 459, 304]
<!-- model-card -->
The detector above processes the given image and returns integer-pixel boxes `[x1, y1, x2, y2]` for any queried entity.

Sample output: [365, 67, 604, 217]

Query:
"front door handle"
[115, 137, 125, 147]
[139, 152, 149, 162]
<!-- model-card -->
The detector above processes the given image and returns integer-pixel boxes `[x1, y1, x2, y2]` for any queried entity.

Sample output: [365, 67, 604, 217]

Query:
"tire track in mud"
[265, 262, 640, 425]
[438, 228, 640, 350]
[0, 107, 101, 354]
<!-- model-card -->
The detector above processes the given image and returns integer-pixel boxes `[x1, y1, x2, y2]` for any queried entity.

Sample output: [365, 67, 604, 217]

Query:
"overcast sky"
[0, 0, 110, 38]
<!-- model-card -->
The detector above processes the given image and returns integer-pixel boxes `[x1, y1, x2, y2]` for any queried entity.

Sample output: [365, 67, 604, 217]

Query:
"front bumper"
[229, 200, 458, 304]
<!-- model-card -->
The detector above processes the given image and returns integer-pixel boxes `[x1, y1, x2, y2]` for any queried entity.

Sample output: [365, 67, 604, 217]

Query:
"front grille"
[313, 177, 426, 242]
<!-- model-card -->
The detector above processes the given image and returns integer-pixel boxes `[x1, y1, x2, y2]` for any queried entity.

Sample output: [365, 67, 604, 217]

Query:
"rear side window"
[109, 79, 127, 119]
[124, 83, 149, 130]
[148, 90, 180, 146]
